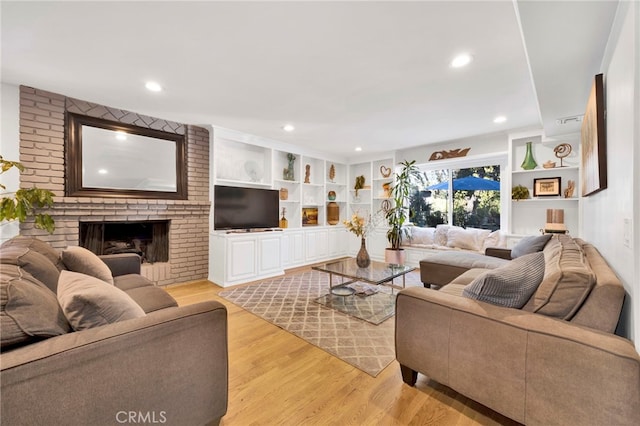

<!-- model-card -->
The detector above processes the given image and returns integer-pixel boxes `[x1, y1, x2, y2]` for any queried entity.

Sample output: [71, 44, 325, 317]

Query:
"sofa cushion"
[125, 286, 179, 313]
[61, 246, 114, 285]
[0, 246, 61, 292]
[447, 227, 491, 251]
[529, 235, 596, 319]
[448, 268, 488, 286]
[113, 273, 157, 291]
[57, 271, 145, 331]
[1, 264, 70, 349]
[1, 236, 65, 270]
[463, 252, 545, 308]
[511, 234, 552, 258]
[114, 273, 179, 313]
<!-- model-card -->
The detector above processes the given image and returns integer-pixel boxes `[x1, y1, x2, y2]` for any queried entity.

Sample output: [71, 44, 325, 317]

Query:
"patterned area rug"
[219, 270, 422, 377]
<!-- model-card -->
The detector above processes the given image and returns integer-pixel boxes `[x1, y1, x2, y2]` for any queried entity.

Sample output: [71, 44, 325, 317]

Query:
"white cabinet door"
[290, 231, 305, 265]
[328, 228, 346, 258]
[227, 237, 257, 282]
[259, 235, 282, 275]
[305, 229, 329, 262]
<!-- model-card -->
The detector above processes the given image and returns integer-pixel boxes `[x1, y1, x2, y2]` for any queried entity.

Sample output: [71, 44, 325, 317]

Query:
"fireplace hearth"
[80, 220, 170, 263]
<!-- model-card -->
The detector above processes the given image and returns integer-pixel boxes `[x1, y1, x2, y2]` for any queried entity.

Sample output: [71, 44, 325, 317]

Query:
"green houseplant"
[511, 184, 530, 201]
[1, 155, 55, 233]
[384, 160, 423, 265]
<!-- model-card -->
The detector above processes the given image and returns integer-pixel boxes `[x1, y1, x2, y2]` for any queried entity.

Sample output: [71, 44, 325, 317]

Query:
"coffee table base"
[331, 286, 356, 296]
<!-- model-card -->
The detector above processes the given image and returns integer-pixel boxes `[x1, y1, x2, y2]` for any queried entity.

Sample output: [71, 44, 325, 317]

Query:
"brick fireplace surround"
[18, 86, 210, 286]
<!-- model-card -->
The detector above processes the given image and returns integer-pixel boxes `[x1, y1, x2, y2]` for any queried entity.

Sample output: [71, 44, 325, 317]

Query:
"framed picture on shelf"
[302, 207, 318, 226]
[533, 177, 562, 196]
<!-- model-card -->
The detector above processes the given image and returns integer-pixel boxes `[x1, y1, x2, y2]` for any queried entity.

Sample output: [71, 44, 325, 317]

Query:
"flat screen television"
[214, 185, 279, 230]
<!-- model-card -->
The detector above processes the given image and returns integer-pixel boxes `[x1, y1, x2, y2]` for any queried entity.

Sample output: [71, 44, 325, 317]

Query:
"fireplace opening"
[79, 220, 169, 263]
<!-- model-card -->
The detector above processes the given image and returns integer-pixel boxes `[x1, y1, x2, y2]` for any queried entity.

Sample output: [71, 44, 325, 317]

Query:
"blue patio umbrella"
[426, 176, 500, 191]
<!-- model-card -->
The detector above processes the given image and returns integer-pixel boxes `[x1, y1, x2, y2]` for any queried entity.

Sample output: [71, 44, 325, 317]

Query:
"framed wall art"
[533, 177, 562, 197]
[580, 73, 607, 196]
[302, 207, 318, 226]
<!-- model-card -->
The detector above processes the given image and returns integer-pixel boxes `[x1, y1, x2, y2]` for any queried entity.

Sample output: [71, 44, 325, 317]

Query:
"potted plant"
[1, 155, 55, 233]
[511, 184, 530, 201]
[384, 160, 423, 265]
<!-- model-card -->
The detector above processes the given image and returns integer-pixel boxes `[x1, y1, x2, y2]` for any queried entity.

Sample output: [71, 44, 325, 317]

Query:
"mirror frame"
[66, 112, 188, 199]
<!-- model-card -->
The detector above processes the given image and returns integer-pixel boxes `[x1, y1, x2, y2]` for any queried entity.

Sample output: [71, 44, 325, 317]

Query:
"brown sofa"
[396, 234, 640, 425]
[1, 236, 228, 425]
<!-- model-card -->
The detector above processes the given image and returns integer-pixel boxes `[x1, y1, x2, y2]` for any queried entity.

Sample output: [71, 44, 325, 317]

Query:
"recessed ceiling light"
[493, 116, 507, 124]
[451, 53, 473, 68]
[98, 169, 108, 175]
[282, 124, 295, 132]
[355, 147, 362, 152]
[145, 81, 162, 92]
[115, 131, 127, 141]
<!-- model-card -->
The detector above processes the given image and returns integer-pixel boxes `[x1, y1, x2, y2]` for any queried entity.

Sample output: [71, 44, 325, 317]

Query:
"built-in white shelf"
[512, 166, 579, 175]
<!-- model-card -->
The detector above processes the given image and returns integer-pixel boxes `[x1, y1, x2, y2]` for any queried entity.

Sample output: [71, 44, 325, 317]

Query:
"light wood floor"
[165, 272, 520, 426]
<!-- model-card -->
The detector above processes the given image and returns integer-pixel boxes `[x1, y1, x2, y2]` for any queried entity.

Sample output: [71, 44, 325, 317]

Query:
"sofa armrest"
[484, 247, 512, 259]
[395, 287, 640, 425]
[100, 253, 142, 276]
[1, 301, 228, 425]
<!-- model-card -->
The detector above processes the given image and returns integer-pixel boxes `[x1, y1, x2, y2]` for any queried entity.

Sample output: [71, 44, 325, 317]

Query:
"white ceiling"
[1, 1, 619, 157]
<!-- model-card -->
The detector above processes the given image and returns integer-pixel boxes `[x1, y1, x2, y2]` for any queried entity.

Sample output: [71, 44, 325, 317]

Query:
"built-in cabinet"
[508, 132, 581, 236]
[210, 128, 388, 286]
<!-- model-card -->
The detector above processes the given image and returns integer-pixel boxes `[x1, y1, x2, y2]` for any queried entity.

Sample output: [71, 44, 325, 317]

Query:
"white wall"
[0, 83, 21, 242]
[582, 1, 639, 343]
[396, 131, 510, 163]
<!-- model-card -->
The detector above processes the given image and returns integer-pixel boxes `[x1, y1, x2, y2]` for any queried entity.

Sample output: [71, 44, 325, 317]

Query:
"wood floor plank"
[165, 278, 520, 425]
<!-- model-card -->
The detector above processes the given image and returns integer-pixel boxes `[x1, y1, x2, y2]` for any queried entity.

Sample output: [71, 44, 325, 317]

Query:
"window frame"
[413, 152, 508, 229]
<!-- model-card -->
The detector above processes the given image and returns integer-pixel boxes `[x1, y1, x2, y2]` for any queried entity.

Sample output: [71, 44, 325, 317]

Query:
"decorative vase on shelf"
[356, 238, 370, 268]
[327, 202, 339, 225]
[279, 208, 288, 229]
[521, 141, 538, 170]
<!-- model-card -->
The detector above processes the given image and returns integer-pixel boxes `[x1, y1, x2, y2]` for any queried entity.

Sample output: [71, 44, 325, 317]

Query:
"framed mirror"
[66, 113, 187, 199]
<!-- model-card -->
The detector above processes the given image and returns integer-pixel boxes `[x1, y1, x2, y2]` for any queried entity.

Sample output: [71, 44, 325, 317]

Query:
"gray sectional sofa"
[1, 236, 228, 425]
[396, 234, 640, 425]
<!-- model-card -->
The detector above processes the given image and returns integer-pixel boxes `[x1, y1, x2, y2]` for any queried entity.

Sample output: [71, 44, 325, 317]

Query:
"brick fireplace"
[18, 86, 210, 286]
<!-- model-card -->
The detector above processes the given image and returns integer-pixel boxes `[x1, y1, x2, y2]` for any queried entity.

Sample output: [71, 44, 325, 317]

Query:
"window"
[410, 158, 503, 231]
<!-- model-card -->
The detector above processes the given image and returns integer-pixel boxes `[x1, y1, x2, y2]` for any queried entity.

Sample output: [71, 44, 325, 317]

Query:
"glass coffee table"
[312, 258, 416, 296]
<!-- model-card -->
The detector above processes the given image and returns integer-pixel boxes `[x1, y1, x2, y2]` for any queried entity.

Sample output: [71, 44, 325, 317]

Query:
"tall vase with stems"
[356, 238, 370, 268]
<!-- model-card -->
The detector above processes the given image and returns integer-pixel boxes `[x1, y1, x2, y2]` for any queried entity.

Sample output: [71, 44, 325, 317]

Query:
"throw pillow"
[447, 227, 491, 251]
[1, 264, 71, 349]
[57, 271, 146, 331]
[435, 224, 460, 246]
[511, 234, 552, 258]
[1, 236, 65, 270]
[0, 246, 61, 292]
[483, 229, 507, 250]
[462, 252, 545, 308]
[408, 227, 436, 245]
[61, 246, 114, 284]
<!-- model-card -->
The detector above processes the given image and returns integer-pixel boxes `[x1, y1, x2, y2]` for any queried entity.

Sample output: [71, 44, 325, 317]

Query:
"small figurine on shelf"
[329, 164, 336, 182]
[304, 164, 311, 183]
[564, 180, 576, 198]
[354, 175, 365, 197]
[283, 153, 296, 181]
[279, 208, 288, 229]
[554, 143, 572, 167]
[382, 182, 392, 198]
